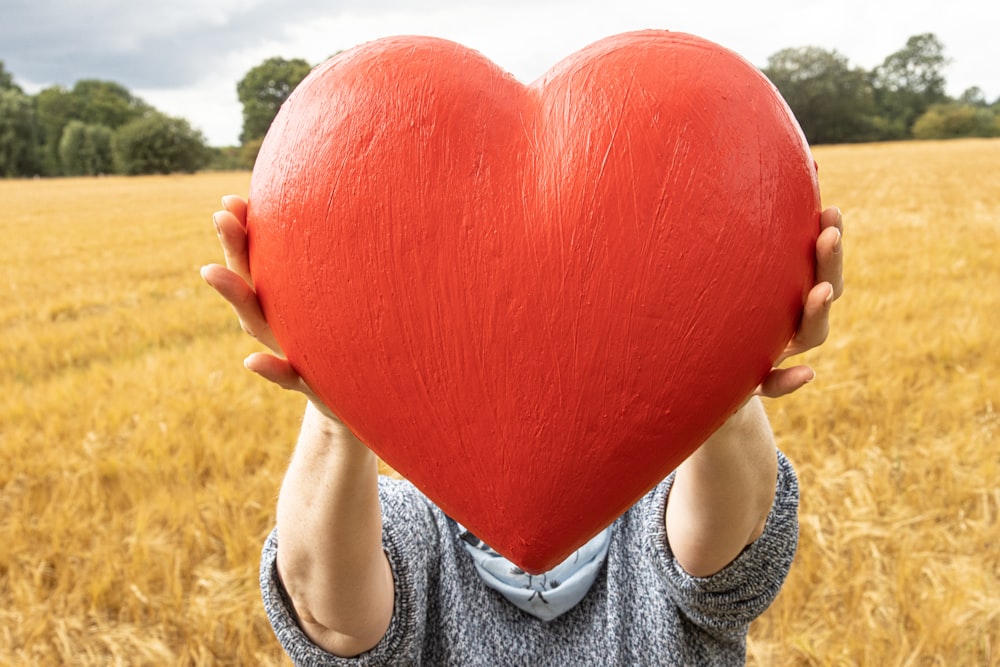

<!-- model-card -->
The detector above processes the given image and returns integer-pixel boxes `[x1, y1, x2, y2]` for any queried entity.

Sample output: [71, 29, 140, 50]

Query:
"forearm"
[275, 401, 394, 657]
[665, 397, 778, 577]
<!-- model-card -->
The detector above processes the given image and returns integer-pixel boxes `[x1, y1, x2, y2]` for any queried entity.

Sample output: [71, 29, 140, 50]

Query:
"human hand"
[200, 195, 339, 420]
[755, 206, 844, 399]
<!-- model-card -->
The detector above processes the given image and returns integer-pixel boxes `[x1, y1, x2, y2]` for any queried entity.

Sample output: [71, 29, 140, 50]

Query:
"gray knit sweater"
[261, 452, 798, 666]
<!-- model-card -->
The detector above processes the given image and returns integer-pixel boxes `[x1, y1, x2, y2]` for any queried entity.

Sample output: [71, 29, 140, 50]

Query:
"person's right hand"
[201, 195, 338, 420]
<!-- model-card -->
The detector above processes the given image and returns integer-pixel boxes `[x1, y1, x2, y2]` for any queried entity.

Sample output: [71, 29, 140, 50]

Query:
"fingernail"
[212, 212, 222, 235]
[825, 283, 835, 305]
[833, 227, 843, 254]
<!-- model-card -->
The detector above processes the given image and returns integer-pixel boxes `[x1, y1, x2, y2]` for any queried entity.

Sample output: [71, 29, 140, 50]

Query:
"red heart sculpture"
[247, 31, 819, 573]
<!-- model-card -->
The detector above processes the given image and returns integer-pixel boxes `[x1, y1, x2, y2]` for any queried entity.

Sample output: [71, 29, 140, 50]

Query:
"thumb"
[244, 353, 342, 422]
[244, 353, 308, 393]
[755, 365, 816, 399]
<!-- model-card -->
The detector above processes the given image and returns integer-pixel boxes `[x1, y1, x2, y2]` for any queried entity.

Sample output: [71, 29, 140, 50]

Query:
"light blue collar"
[455, 522, 611, 621]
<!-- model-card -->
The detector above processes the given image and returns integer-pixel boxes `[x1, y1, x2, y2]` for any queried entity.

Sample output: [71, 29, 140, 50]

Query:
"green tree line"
[0, 71, 213, 178]
[762, 33, 1000, 144]
[1, 33, 997, 179]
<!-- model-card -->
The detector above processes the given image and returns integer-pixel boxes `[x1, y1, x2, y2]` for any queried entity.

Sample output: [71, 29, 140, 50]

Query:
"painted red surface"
[247, 31, 820, 573]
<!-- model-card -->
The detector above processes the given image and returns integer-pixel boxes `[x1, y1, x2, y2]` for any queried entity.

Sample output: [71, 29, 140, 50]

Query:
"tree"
[35, 80, 152, 175]
[237, 57, 312, 145]
[912, 104, 999, 139]
[0, 88, 41, 177]
[35, 86, 81, 175]
[71, 79, 151, 128]
[762, 47, 879, 144]
[871, 33, 950, 137]
[0, 61, 23, 93]
[205, 145, 246, 171]
[59, 121, 115, 175]
[112, 113, 210, 175]
[958, 86, 988, 108]
[239, 136, 265, 169]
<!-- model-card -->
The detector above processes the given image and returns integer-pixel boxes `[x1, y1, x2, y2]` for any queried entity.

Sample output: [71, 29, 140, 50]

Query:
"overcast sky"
[3, 0, 997, 146]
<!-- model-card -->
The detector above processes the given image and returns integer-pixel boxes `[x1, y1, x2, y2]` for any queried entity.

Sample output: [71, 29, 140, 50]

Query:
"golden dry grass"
[1, 140, 998, 665]
[750, 139, 1000, 665]
[1, 173, 296, 665]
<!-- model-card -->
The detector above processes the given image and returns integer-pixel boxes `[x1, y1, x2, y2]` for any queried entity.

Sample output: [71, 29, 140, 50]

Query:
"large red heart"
[247, 31, 819, 573]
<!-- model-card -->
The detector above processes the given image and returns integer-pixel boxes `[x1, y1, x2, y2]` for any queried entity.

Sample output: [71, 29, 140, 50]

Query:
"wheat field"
[1, 140, 997, 665]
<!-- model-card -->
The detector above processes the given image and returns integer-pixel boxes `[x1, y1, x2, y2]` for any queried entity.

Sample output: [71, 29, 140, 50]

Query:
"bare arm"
[666, 397, 778, 577]
[666, 207, 844, 577]
[202, 196, 393, 657]
[275, 402, 394, 657]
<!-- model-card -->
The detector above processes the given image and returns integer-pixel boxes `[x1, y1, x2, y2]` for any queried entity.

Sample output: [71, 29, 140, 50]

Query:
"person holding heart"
[203, 198, 843, 665]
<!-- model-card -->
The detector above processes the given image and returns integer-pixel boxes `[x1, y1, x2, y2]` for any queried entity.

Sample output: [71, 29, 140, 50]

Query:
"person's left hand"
[755, 206, 844, 399]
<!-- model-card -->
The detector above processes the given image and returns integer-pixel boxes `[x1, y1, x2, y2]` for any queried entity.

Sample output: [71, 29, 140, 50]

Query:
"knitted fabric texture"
[261, 452, 799, 666]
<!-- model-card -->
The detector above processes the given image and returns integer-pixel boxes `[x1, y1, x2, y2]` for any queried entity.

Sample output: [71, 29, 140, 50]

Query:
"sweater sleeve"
[646, 450, 800, 638]
[259, 477, 440, 666]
